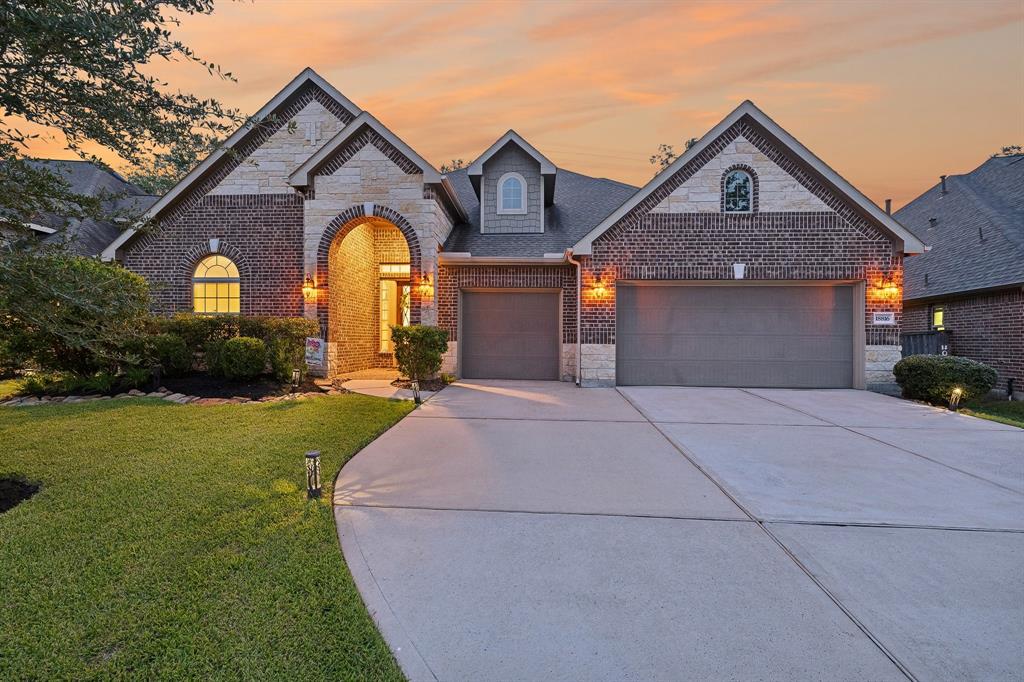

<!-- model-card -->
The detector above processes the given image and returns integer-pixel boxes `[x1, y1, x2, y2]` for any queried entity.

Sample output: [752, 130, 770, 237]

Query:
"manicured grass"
[0, 377, 23, 401]
[0, 395, 412, 679]
[962, 399, 1024, 429]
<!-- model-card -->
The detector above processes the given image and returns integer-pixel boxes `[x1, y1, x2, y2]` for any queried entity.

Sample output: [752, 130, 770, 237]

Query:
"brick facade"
[904, 289, 1024, 396]
[577, 115, 903, 387]
[123, 194, 305, 316]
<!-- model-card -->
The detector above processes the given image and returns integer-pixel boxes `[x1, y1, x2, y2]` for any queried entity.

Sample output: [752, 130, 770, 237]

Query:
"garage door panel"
[462, 292, 559, 380]
[617, 285, 854, 388]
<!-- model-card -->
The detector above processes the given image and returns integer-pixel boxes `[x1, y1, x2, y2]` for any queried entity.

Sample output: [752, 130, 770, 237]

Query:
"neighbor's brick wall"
[480, 144, 543, 234]
[122, 194, 304, 316]
[904, 289, 1024, 394]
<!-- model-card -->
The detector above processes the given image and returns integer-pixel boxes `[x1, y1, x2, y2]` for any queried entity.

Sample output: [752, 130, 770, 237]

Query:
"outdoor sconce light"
[302, 274, 317, 303]
[590, 278, 607, 298]
[948, 387, 963, 411]
[305, 450, 322, 499]
[873, 276, 900, 301]
[417, 273, 434, 299]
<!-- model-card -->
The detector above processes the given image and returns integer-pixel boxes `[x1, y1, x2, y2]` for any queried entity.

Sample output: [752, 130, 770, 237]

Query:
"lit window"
[497, 172, 527, 214]
[193, 255, 240, 314]
[931, 306, 945, 330]
[723, 170, 752, 212]
[379, 263, 411, 278]
[379, 280, 411, 352]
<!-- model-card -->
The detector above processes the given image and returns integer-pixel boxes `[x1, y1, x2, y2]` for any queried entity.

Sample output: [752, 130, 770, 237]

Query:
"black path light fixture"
[291, 368, 301, 392]
[305, 450, 322, 499]
[948, 387, 963, 411]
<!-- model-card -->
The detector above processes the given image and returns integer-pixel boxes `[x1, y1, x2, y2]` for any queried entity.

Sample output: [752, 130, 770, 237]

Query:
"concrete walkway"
[335, 381, 1024, 681]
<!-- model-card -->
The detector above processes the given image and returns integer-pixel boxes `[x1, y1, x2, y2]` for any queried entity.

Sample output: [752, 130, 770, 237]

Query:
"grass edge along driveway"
[0, 395, 412, 680]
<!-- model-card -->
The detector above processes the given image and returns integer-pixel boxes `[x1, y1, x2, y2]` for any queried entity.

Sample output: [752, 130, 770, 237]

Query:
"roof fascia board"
[467, 130, 556, 176]
[102, 68, 360, 261]
[288, 111, 442, 187]
[438, 253, 567, 265]
[572, 101, 926, 255]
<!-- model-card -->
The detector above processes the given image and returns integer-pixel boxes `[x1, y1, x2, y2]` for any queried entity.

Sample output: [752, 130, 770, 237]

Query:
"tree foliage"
[0, 0, 243, 235]
[440, 159, 466, 173]
[649, 138, 698, 172]
[0, 249, 151, 374]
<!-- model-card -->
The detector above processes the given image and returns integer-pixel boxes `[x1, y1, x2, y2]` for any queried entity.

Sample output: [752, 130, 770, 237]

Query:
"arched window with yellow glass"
[193, 255, 240, 314]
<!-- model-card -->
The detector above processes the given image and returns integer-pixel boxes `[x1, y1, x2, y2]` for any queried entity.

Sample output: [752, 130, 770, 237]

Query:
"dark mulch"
[391, 378, 448, 392]
[161, 373, 324, 400]
[0, 477, 40, 513]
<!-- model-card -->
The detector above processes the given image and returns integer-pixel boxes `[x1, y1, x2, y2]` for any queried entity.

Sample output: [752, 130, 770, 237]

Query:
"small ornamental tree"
[390, 325, 448, 382]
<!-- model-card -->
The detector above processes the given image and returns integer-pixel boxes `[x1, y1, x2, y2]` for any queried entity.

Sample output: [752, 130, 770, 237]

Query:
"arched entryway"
[316, 205, 423, 377]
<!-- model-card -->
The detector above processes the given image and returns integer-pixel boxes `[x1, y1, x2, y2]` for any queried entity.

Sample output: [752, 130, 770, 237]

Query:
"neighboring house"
[102, 68, 925, 389]
[896, 155, 1024, 398]
[21, 160, 158, 257]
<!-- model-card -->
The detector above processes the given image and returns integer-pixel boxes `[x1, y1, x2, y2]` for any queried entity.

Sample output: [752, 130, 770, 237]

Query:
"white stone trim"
[496, 172, 528, 215]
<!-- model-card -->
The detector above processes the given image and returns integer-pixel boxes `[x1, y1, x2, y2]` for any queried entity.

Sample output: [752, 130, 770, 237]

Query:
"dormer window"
[723, 168, 754, 213]
[497, 172, 527, 214]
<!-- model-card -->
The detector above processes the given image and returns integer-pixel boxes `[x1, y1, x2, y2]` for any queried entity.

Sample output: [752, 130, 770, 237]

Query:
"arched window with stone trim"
[723, 169, 754, 213]
[193, 254, 240, 314]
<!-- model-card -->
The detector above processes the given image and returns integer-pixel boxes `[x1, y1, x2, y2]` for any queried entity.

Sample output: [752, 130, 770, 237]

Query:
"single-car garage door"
[616, 284, 855, 388]
[461, 291, 560, 380]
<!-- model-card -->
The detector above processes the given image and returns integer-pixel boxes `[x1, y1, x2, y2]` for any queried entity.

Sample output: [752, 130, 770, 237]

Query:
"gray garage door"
[616, 284, 854, 388]
[462, 291, 560, 380]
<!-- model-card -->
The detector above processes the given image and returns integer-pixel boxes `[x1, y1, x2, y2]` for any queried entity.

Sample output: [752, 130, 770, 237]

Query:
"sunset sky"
[18, 0, 1024, 209]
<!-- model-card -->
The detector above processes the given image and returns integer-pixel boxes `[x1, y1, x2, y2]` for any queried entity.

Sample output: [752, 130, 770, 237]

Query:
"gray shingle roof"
[443, 167, 638, 257]
[28, 160, 158, 257]
[897, 155, 1024, 301]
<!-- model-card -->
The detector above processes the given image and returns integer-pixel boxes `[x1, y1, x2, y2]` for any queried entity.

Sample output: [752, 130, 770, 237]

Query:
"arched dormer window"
[722, 168, 754, 213]
[193, 254, 240, 314]
[497, 172, 527, 214]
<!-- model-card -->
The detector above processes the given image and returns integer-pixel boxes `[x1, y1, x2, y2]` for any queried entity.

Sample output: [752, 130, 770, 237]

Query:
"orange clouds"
[9, 0, 1023, 208]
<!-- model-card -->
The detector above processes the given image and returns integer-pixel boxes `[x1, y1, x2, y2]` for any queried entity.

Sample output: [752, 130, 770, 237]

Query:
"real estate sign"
[305, 337, 325, 365]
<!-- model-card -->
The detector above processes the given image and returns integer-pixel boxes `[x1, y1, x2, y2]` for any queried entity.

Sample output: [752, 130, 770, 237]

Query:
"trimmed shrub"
[893, 354, 997, 405]
[390, 325, 448, 381]
[204, 338, 226, 377]
[149, 333, 190, 376]
[220, 337, 266, 381]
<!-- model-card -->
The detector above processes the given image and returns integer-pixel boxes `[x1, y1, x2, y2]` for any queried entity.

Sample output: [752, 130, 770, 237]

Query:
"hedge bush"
[390, 325, 448, 381]
[220, 337, 266, 381]
[893, 354, 997, 405]
[152, 314, 318, 380]
[149, 333, 190, 377]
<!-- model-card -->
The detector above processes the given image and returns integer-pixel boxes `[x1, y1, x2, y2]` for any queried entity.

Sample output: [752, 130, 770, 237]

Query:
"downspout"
[565, 248, 582, 386]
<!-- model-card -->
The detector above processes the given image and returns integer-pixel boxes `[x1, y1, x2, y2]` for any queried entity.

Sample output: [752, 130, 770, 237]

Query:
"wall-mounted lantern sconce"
[417, 273, 434, 299]
[590, 278, 608, 298]
[871, 276, 900, 301]
[305, 450, 322, 499]
[302, 274, 317, 303]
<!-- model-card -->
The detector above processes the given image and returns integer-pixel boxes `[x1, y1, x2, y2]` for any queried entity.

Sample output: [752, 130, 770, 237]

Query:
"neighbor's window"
[497, 172, 526, 214]
[723, 169, 752, 212]
[931, 305, 945, 330]
[193, 255, 240, 314]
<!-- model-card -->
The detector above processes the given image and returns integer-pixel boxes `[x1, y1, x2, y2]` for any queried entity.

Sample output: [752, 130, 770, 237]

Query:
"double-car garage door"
[459, 284, 858, 388]
[616, 283, 857, 388]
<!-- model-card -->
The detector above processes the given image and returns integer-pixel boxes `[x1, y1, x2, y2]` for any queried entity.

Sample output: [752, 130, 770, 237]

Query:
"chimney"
[884, 199, 892, 215]
[940, 175, 948, 193]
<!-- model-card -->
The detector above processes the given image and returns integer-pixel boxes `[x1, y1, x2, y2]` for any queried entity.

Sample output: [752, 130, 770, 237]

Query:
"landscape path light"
[305, 450, 322, 499]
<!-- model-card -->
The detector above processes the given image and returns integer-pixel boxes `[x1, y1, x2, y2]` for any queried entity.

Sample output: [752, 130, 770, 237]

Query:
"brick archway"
[315, 204, 423, 374]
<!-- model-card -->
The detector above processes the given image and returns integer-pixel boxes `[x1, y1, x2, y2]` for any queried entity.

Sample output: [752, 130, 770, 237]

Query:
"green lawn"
[0, 395, 412, 679]
[0, 377, 23, 401]
[962, 399, 1024, 429]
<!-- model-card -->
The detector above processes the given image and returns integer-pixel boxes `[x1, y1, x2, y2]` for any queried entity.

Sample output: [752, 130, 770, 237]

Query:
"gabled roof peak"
[467, 130, 556, 176]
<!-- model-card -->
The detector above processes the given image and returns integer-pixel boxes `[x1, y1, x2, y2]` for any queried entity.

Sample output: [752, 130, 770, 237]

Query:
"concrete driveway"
[334, 381, 1024, 681]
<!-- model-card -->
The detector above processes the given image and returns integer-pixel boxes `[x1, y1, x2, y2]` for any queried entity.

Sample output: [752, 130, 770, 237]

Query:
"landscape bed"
[0, 394, 411, 679]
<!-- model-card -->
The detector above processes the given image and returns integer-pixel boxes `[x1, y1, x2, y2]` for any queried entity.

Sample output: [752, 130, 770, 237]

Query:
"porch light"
[305, 450, 322, 499]
[302, 274, 317, 303]
[417, 273, 434, 299]
[590, 278, 607, 298]
[948, 387, 963, 411]
[872, 276, 899, 301]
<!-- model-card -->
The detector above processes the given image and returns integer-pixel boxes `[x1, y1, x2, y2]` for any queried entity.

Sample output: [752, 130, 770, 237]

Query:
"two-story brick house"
[103, 68, 925, 389]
